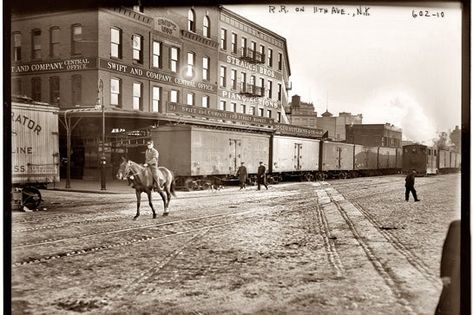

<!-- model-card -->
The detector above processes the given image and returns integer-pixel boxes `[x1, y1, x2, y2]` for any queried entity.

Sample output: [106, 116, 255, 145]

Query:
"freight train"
[149, 124, 460, 189]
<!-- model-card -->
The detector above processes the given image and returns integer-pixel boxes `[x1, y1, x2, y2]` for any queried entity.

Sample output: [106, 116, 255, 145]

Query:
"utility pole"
[99, 79, 106, 190]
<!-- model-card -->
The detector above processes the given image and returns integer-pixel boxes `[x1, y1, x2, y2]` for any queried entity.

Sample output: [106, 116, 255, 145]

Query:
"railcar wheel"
[184, 178, 198, 191]
[22, 186, 42, 210]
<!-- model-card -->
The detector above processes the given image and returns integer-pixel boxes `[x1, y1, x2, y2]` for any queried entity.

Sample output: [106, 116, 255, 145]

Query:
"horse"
[116, 157, 176, 220]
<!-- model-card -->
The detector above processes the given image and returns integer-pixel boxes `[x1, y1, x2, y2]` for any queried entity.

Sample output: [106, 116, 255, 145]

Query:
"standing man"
[405, 169, 420, 202]
[236, 162, 248, 190]
[257, 161, 268, 190]
[144, 140, 162, 191]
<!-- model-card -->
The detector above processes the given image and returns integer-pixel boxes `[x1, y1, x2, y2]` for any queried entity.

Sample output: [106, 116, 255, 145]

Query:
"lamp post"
[99, 79, 106, 190]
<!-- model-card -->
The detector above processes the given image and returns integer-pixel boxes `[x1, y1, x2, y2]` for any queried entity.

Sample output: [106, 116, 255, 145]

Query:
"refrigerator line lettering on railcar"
[12, 112, 42, 135]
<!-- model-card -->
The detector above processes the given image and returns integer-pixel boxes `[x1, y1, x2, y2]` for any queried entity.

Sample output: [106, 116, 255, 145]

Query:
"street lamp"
[99, 79, 106, 190]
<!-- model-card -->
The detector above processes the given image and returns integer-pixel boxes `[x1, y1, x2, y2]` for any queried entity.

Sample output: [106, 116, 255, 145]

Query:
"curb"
[49, 188, 125, 195]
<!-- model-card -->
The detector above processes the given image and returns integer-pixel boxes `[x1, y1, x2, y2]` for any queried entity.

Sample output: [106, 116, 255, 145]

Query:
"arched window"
[203, 15, 210, 38]
[188, 9, 196, 32]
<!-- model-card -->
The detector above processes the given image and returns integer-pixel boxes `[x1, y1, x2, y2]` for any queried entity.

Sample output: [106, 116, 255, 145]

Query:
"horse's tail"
[170, 177, 177, 197]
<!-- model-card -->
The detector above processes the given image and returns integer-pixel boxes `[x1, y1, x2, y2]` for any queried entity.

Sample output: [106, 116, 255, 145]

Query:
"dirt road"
[11, 173, 460, 314]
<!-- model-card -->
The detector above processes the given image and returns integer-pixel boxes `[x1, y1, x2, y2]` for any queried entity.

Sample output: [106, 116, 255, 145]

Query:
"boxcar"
[271, 135, 320, 180]
[438, 149, 451, 173]
[151, 125, 270, 186]
[353, 145, 378, 176]
[11, 101, 60, 209]
[378, 147, 398, 173]
[320, 141, 355, 178]
[426, 147, 438, 174]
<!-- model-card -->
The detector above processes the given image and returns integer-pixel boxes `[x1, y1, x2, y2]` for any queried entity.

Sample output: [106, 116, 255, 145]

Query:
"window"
[49, 76, 60, 104]
[188, 9, 196, 32]
[152, 41, 162, 68]
[259, 44, 265, 59]
[32, 29, 41, 60]
[277, 112, 281, 122]
[241, 72, 246, 85]
[71, 75, 81, 105]
[251, 106, 256, 115]
[202, 95, 209, 108]
[186, 92, 195, 106]
[278, 52, 283, 70]
[152, 86, 161, 112]
[111, 28, 122, 58]
[250, 41, 256, 53]
[13, 78, 22, 96]
[220, 66, 226, 87]
[259, 108, 264, 117]
[203, 16, 210, 38]
[110, 78, 121, 106]
[220, 29, 227, 50]
[260, 78, 264, 90]
[71, 24, 82, 55]
[219, 100, 225, 111]
[32, 77, 41, 101]
[241, 104, 246, 114]
[250, 75, 255, 85]
[278, 83, 282, 101]
[170, 47, 179, 73]
[231, 33, 237, 53]
[267, 110, 272, 118]
[133, 82, 143, 110]
[49, 27, 60, 58]
[268, 80, 273, 99]
[231, 69, 237, 90]
[241, 37, 247, 51]
[268, 48, 273, 67]
[170, 90, 179, 103]
[132, 34, 143, 63]
[13, 32, 21, 61]
[186, 52, 195, 78]
[202, 57, 209, 81]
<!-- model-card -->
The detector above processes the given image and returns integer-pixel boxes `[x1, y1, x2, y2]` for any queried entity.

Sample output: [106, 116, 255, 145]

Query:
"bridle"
[122, 161, 141, 180]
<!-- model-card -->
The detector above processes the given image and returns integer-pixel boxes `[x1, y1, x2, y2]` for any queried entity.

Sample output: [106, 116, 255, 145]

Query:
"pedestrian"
[435, 220, 460, 315]
[236, 162, 248, 190]
[405, 169, 420, 202]
[143, 140, 162, 191]
[257, 161, 268, 190]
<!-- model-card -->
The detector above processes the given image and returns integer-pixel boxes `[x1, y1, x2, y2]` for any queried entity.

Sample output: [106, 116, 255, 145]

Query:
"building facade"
[285, 95, 317, 128]
[10, 5, 296, 180]
[345, 123, 402, 148]
[315, 111, 363, 141]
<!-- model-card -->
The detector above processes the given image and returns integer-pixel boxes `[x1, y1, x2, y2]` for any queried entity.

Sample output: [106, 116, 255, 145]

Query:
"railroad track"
[325, 191, 417, 315]
[12, 203, 291, 268]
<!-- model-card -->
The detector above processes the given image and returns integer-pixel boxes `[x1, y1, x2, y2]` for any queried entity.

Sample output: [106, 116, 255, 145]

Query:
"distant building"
[346, 123, 402, 148]
[315, 110, 363, 141]
[285, 95, 317, 128]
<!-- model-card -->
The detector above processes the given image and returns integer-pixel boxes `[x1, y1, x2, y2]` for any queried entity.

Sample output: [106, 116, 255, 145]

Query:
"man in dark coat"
[257, 161, 268, 190]
[435, 220, 460, 315]
[144, 140, 163, 191]
[236, 162, 248, 190]
[405, 169, 420, 201]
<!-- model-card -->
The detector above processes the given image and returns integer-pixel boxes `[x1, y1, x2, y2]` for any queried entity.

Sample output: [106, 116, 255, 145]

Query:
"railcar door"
[229, 139, 242, 174]
[294, 143, 302, 171]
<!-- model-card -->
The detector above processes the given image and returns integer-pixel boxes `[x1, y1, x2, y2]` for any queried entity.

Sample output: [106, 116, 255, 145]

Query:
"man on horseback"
[144, 140, 163, 191]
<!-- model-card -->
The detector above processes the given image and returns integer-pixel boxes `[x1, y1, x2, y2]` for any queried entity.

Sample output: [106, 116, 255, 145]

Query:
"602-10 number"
[412, 10, 445, 18]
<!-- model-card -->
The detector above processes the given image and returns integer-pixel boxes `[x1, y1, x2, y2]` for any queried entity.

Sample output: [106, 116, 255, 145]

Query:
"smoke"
[363, 92, 436, 145]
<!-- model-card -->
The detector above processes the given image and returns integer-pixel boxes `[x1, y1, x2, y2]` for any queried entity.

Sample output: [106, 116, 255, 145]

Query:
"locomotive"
[402, 143, 461, 175]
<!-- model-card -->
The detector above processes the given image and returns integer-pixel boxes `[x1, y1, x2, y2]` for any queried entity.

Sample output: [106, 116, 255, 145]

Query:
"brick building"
[345, 123, 402, 148]
[315, 111, 363, 141]
[285, 95, 317, 128]
[10, 5, 297, 180]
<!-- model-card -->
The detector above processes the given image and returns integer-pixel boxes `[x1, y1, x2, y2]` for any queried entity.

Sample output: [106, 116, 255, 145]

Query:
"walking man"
[144, 140, 162, 191]
[236, 162, 248, 190]
[257, 161, 268, 190]
[405, 169, 420, 202]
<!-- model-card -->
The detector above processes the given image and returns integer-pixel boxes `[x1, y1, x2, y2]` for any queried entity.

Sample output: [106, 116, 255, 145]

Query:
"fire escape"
[238, 48, 265, 97]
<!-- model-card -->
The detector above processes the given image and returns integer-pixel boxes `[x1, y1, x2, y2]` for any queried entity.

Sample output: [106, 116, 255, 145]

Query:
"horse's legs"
[165, 185, 172, 209]
[134, 191, 141, 220]
[147, 190, 157, 219]
[159, 191, 169, 216]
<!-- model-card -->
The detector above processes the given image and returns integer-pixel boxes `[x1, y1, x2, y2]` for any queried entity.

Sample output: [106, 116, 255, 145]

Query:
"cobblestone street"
[11, 174, 460, 314]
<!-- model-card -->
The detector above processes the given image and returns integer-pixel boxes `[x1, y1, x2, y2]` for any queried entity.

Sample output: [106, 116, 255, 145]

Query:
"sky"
[227, 3, 462, 144]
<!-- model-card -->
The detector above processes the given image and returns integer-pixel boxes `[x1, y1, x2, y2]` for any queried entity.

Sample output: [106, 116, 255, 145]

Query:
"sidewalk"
[48, 179, 134, 194]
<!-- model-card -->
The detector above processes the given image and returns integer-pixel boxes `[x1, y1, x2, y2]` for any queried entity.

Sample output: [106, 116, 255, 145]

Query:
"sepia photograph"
[6, 1, 467, 314]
